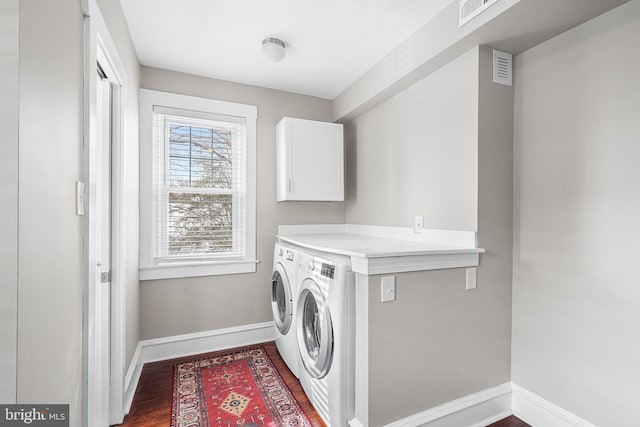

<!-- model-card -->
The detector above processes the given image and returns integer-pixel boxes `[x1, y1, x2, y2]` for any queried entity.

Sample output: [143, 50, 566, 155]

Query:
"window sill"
[139, 259, 258, 281]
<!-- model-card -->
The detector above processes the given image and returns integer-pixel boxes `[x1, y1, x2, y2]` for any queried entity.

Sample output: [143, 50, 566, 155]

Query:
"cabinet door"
[286, 118, 343, 201]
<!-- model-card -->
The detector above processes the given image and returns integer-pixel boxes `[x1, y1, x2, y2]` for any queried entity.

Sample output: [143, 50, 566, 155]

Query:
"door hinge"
[101, 271, 111, 283]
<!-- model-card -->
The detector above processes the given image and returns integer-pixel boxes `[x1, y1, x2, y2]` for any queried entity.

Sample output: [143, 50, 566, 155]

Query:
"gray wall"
[14, 0, 139, 424]
[476, 43, 514, 393]
[18, 0, 84, 424]
[512, 2, 640, 426]
[0, 0, 19, 404]
[344, 47, 478, 231]
[95, 0, 141, 371]
[367, 269, 510, 426]
[139, 67, 344, 339]
[345, 46, 513, 426]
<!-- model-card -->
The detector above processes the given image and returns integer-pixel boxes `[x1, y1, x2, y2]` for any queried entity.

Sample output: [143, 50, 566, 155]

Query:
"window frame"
[139, 89, 257, 280]
[156, 113, 244, 261]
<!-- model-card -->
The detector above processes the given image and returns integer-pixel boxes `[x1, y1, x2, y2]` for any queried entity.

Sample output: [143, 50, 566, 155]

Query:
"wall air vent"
[459, 0, 500, 27]
[493, 49, 512, 86]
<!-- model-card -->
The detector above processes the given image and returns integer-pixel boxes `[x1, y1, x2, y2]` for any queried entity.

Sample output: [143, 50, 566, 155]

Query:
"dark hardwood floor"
[114, 341, 528, 427]
[487, 415, 531, 427]
[114, 342, 326, 427]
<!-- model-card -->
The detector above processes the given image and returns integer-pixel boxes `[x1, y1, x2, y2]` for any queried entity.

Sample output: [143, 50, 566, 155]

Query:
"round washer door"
[296, 278, 333, 379]
[272, 263, 293, 335]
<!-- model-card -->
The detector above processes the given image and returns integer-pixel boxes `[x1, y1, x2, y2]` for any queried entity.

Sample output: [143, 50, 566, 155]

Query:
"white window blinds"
[152, 106, 247, 261]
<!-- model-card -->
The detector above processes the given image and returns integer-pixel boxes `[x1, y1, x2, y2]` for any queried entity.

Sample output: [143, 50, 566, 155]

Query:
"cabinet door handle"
[288, 178, 292, 192]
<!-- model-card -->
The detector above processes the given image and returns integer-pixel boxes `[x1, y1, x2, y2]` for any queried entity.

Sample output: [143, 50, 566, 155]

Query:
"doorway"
[93, 65, 113, 426]
[84, 2, 128, 424]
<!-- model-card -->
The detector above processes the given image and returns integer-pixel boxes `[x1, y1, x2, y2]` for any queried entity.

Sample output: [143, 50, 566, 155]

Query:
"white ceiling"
[120, 0, 454, 100]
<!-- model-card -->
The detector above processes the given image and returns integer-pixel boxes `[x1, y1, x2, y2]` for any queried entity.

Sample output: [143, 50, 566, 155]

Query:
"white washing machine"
[296, 251, 355, 427]
[271, 242, 301, 378]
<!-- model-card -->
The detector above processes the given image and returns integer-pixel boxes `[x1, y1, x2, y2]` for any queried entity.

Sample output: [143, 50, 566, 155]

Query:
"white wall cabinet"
[276, 117, 344, 201]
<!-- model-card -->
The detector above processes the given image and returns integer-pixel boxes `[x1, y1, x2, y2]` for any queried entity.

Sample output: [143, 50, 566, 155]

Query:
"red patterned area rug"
[171, 346, 313, 427]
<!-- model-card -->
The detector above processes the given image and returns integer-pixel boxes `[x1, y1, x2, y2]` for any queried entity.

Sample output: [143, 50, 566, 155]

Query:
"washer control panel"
[309, 259, 335, 279]
[284, 249, 296, 262]
[320, 263, 335, 279]
[278, 248, 296, 261]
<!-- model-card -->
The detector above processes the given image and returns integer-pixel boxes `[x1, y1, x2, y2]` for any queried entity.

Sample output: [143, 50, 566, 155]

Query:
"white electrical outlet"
[381, 276, 396, 302]
[414, 216, 424, 233]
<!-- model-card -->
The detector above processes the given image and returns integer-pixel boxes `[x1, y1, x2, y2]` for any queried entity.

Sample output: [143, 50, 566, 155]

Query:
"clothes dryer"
[296, 251, 355, 426]
[271, 242, 301, 378]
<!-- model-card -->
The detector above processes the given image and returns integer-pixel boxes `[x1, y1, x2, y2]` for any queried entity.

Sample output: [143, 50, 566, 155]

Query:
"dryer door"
[272, 263, 293, 334]
[297, 278, 333, 379]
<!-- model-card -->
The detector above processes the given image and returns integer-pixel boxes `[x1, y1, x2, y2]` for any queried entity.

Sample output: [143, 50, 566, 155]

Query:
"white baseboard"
[123, 343, 144, 416]
[123, 321, 275, 414]
[383, 383, 512, 427]
[381, 383, 597, 427]
[123, 338, 595, 427]
[512, 383, 596, 427]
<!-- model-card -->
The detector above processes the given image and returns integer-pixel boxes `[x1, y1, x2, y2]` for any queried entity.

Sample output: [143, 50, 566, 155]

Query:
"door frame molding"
[83, 1, 128, 424]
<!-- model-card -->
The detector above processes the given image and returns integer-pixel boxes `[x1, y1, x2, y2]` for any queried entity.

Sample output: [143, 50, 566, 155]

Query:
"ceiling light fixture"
[261, 38, 286, 63]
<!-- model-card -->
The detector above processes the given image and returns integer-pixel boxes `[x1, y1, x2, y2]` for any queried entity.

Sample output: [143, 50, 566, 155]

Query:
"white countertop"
[277, 232, 483, 259]
[276, 224, 484, 275]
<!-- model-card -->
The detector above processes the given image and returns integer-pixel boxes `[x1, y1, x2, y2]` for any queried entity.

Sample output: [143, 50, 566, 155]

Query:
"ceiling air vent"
[493, 49, 512, 86]
[459, 0, 500, 27]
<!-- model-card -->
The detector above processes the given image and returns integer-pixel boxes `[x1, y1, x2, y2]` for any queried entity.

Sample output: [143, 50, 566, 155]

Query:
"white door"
[276, 117, 344, 201]
[296, 278, 334, 379]
[86, 6, 128, 422]
[94, 68, 112, 426]
[271, 263, 293, 334]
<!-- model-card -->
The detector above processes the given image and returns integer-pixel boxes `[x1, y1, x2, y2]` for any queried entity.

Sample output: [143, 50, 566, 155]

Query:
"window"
[140, 90, 257, 280]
